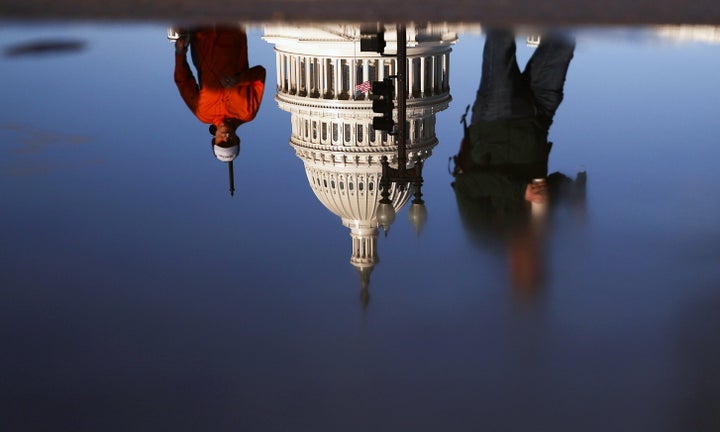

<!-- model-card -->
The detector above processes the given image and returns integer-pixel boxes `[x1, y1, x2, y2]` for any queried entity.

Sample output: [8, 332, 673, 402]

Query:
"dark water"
[2, 24, 720, 431]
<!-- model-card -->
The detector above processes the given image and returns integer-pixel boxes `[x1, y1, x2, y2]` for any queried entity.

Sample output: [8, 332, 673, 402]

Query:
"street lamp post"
[375, 23, 426, 234]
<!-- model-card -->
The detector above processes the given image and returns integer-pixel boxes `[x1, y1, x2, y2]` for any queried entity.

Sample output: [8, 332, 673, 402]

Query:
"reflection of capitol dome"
[263, 23, 456, 299]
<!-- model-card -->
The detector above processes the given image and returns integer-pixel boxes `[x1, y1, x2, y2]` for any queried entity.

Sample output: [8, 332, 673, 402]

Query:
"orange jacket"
[174, 28, 266, 126]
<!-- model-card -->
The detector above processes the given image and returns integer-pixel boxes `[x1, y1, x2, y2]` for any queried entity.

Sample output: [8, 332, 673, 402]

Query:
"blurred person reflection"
[172, 26, 266, 167]
[450, 29, 580, 296]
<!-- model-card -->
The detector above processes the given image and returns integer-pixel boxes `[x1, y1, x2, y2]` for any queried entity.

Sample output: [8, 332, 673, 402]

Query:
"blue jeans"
[471, 30, 575, 124]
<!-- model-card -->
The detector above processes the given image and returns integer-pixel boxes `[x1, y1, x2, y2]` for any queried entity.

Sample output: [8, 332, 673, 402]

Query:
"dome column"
[420, 56, 426, 97]
[275, 52, 282, 91]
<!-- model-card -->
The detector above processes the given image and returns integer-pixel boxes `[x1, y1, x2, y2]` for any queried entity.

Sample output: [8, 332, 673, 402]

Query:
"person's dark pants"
[471, 29, 575, 124]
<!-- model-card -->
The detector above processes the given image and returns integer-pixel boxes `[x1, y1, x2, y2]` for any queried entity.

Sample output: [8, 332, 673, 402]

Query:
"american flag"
[355, 81, 371, 94]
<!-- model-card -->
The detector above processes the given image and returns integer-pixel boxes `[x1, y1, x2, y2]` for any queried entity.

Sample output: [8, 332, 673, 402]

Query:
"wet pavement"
[2, 20, 720, 432]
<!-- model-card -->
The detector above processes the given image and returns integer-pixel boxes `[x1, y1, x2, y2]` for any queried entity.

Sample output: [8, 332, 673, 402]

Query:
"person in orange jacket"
[173, 26, 266, 162]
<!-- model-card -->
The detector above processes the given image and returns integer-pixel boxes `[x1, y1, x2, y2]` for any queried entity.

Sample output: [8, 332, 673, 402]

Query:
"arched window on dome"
[324, 58, 334, 99]
[280, 53, 288, 92]
[367, 59, 378, 83]
[424, 56, 434, 97]
[344, 123, 352, 144]
[354, 60, 364, 100]
[289, 55, 297, 95]
[358, 238, 367, 259]
[286, 55, 294, 95]
[321, 122, 328, 143]
[332, 123, 339, 144]
[434, 54, 442, 95]
[304, 119, 309, 139]
[339, 59, 350, 100]
[368, 124, 376, 144]
[287, 54, 294, 93]
[442, 53, 449, 92]
[310, 58, 320, 98]
[312, 121, 318, 142]
[357, 124, 364, 144]
[383, 58, 395, 79]
[299, 56, 307, 97]
[411, 57, 421, 98]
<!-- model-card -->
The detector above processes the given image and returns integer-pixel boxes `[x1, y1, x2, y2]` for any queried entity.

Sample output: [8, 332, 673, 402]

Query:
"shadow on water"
[3, 39, 86, 57]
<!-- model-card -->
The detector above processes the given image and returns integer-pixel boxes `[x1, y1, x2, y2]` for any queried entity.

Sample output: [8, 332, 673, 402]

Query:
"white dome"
[264, 22, 458, 297]
[301, 159, 413, 229]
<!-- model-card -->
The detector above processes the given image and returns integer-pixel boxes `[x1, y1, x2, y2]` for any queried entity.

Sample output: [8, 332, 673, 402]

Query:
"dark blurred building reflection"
[263, 23, 457, 305]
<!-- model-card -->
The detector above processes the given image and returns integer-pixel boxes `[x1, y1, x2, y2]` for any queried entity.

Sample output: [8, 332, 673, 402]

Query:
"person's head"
[209, 120, 241, 162]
